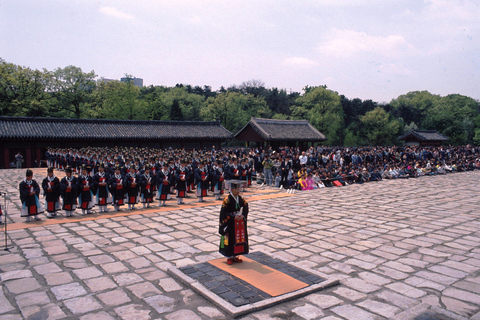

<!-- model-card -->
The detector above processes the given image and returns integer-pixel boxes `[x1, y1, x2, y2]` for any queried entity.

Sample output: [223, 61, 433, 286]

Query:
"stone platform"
[0, 168, 480, 319]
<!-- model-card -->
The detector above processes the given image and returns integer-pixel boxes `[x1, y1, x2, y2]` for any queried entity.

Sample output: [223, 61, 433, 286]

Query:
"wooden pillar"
[26, 147, 32, 168]
[3, 147, 9, 169]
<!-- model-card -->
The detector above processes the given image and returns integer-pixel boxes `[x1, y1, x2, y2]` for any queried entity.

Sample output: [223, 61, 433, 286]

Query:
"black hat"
[26, 169, 33, 177]
[65, 167, 72, 173]
[47, 167, 54, 173]
[225, 180, 246, 190]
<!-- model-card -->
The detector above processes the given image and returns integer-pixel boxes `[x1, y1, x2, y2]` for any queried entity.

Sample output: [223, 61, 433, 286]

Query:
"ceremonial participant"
[212, 160, 225, 201]
[42, 167, 60, 218]
[60, 167, 78, 217]
[218, 180, 249, 265]
[174, 160, 188, 205]
[125, 165, 140, 210]
[20, 169, 44, 222]
[139, 165, 155, 208]
[93, 163, 111, 213]
[157, 164, 172, 206]
[195, 160, 209, 202]
[78, 165, 95, 215]
[239, 158, 249, 191]
[109, 166, 126, 211]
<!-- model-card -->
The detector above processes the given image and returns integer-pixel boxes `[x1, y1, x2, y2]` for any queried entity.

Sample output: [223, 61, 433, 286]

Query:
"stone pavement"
[1, 168, 480, 319]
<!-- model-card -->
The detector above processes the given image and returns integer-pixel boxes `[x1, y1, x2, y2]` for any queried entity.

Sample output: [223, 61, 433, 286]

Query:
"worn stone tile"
[358, 299, 401, 318]
[84, 276, 117, 292]
[50, 282, 87, 300]
[64, 295, 102, 314]
[114, 304, 151, 320]
[97, 289, 131, 306]
[331, 304, 381, 320]
[4, 278, 42, 294]
[127, 282, 162, 299]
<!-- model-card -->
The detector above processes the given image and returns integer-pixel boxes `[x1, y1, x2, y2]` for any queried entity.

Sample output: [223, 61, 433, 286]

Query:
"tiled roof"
[235, 117, 326, 141]
[398, 129, 449, 141]
[0, 116, 233, 141]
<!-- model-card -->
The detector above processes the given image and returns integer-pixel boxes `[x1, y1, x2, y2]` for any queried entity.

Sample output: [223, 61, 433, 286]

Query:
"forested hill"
[1, 59, 479, 146]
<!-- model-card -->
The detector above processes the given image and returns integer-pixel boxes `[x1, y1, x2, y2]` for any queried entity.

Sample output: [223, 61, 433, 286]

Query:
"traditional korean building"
[398, 129, 449, 147]
[235, 117, 326, 149]
[0, 116, 233, 168]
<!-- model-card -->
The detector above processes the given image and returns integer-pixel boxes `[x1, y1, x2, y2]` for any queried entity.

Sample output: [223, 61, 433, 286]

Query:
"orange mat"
[208, 256, 308, 297]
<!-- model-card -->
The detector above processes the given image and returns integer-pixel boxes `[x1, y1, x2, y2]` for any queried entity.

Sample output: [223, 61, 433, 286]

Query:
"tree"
[51, 66, 97, 118]
[170, 99, 183, 121]
[0, 59, 54, 117]
[293, 86, 344, 145]
[360, 107, 401, 145]
[200, 91, 269, 133]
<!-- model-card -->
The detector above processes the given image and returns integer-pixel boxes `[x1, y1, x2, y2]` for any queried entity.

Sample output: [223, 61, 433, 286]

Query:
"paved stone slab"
[1, 169, 480, 319]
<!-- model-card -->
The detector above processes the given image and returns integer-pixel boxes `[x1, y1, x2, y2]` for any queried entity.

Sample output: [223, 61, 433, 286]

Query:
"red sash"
[47, 201, 55, 212]
[234, 219, 246, 254]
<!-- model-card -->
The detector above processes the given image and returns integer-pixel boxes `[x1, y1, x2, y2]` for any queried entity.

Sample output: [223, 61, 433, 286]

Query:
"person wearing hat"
[109, 165, 126, 211]
[20, 169, 44, 222]
[156, 163, 172, 206]
[140, 165, 155, 208]
[125, 165, 140, 210]
[174, 160, 188, 205]
[219, 180, 249, 265]
[194, 160, 209, 202]
[212, 160, 225, 201]
[93, 162, 111, 213]
[60, 167, 78, 217]
[78, 165, 95, 215]
[42, 167, 61, 218]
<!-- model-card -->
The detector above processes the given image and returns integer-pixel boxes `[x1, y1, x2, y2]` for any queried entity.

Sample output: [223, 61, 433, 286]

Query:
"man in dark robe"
[219, 180, 249, 265]
[60, 167, 78, 217]
[93, 163, 111, 213]
[42, 167, 60, 218]
[20, 169, 44, 222]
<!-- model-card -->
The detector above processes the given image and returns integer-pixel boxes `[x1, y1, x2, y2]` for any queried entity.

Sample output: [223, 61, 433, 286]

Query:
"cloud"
[282, 57, 318, 68]
[317, 29, 415, 58]
[99, 7, 135, 20]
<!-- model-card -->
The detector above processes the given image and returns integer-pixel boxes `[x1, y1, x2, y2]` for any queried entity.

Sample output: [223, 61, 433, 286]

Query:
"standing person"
[139, 165, 155, 208]
[157, 164, 172, 206]
[93, 163, 111, 213]
[195, 160, 209, 202]
[109, 166, 126, 212]
[77, 165, 95, 215]
[262, 155, 273, 186]
[20, 169, 43, 222]
[15, 152, 24, 169]
[218, 180, 249, 265]
[174, 160, 188, 205]
[212, 160, 225, 201]
[125, 166, 140, 210]
[42, 167, 60, 218]
[60, 167, 78, 217]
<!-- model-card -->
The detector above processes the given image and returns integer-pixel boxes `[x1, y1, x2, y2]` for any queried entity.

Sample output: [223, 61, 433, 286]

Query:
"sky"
[1, 0, 479, 103]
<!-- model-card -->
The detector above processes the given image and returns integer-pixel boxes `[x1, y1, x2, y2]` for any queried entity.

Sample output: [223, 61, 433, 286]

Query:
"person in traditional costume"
[218, 180, 249, 265]
[60, 167, 78, 217]
[20, 169, 44, 222]
[212, 160, 225, 201]
[93, 163, 111, 213]
[239, 158, 249, 192]
[194, 160, 209, 202]
[156, 164, 172, 206]
[42, 167, 60, 218]
[125, 165, 140, 210]
[139, 165, 155, 208]
[174, 160, 188, 205]
[77, 165, 95, 215]
[109, 166, 126, 211]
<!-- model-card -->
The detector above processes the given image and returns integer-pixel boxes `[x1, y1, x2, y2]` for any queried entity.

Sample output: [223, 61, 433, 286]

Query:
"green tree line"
[1, 59, 479, 146]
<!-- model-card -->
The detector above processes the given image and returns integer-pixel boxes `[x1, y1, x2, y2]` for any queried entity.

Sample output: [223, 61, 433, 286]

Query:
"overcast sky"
[1, 0, 479, 103]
